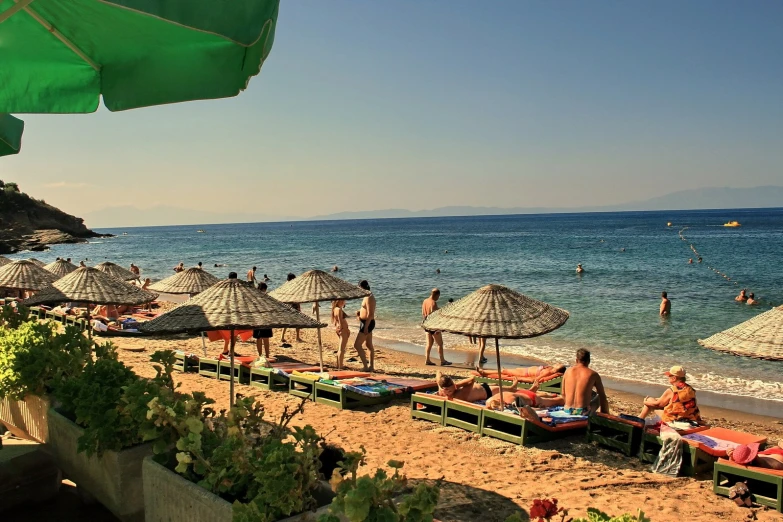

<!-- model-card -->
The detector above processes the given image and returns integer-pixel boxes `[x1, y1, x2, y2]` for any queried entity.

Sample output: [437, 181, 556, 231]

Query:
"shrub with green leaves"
[318, 447, 439, 522]
[572, 509, 651, 522]
[0, 304, 32, 329]
[147, 393, 326, 522]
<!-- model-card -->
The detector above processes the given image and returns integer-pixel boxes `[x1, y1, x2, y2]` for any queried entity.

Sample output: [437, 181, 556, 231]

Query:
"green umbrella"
[0, 0, 279, 113]
[0, 114, 23, 157]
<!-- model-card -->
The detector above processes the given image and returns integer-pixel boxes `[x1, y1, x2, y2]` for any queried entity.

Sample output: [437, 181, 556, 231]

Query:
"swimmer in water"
[735, 289, 748, 302]
[688, 258, 693, 264]
[660, 291, 671, 316]
[576, 264, 584, 274]
[746, 293, 758, 305]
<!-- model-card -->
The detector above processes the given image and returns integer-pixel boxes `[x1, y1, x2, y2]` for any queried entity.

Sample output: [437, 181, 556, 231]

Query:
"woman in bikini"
[476, 364, 566, 382]
[332, 299, 351, 369]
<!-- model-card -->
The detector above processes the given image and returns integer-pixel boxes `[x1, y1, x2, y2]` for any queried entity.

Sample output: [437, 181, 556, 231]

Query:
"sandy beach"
[110, 326, 783, 522]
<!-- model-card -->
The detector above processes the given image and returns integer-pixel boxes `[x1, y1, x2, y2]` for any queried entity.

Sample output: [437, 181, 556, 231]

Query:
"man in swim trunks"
[561, 348, 609, 415]
[436, 372, 518, 403]
[247, 266, 257, 285]
[354, 280, 376, 372]
[422, 288, 450, 366]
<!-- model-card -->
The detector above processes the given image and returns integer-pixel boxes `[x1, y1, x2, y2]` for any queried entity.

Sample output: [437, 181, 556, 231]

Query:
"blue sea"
[11, 208, 783, 402]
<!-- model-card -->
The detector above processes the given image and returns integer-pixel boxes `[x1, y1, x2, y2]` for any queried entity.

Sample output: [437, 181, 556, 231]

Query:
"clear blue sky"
[5, 1, 783, 225]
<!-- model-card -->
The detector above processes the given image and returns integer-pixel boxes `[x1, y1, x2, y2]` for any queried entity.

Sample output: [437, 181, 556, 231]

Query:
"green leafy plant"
[507, 499, 652, 522]
[572, 509, 651, 522]
[318, 447, 440, 522]
[0, 303, 32, 329]
[0, 322, 94, 400]
[147, 391, 326, 522]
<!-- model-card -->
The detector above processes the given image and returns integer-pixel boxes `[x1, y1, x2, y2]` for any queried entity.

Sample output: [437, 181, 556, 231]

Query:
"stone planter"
[47, 408, 152, 522]
[0, 394, 50, 443]
[143, 456, 335, 522]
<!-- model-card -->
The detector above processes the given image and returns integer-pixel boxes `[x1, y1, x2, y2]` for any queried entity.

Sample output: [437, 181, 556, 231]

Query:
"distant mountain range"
[83, 186, 783, 228]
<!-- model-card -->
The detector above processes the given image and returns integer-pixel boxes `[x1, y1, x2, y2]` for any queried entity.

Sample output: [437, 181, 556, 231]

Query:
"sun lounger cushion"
[206, 330, 253, 342]
[683, 427, 767, 457]
[320, 378, 410, 397]
[216, 354, 256, 366]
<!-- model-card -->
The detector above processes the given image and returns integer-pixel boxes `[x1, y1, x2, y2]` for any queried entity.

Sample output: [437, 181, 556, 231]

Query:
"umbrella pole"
[200, 332, 207, 356]
[495, 338, 503, 410]
[315, 302, 324, 374]
[87, 307, 92, 340]
[229, 328, 235, 406]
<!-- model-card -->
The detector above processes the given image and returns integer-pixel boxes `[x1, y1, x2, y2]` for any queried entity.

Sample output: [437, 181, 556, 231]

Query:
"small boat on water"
[723, 221, 741, 227]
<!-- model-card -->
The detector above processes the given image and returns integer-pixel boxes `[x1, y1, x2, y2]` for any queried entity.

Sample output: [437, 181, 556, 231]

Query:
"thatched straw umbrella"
[269, 269, 370, 372]
[140, 279, 325, 405]
[0, 256, 12, 268]
[148, 267, 220, 295]
[94, 261, 139, 281]
[23, 267, 158, 338]
[422, 284, 569, 409]
[698, 305, 783, 361]
[44, 259, 78, 279]
[148, 267, 221, 355]
[0, 260, 58, 296]
[27, 258, 45, 267]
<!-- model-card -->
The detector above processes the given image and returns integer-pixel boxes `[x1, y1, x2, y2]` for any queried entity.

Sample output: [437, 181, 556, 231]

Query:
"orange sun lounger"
[714, 458, 783, 512]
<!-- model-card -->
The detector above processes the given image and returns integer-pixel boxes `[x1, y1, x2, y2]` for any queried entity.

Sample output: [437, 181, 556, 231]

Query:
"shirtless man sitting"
[561, 348, 609, 415]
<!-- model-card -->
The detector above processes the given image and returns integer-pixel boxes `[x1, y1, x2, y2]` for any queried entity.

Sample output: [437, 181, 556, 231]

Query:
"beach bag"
[651, 425, 682, 476]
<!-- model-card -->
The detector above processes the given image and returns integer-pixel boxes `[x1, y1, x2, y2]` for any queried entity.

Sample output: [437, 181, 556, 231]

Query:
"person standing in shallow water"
[354, 280, 376, 372]
[660, 291, 671, 316]
[422, 288, 450, 366]
[280, 273, 303, 346]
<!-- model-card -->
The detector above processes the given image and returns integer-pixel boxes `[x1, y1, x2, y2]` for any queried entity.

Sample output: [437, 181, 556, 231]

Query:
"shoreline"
[372, 332, 783, 421]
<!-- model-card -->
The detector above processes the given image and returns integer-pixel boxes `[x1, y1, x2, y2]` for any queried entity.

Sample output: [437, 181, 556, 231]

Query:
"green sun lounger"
[411, 393, 446, 424]
[481, 409, 588, 446]
[315, 377, 437, 410]
[586, 413, 645, 456]
[714, 459, 783, 512]
[638, 426, 710, 476]
[198, 358, 219, 379]
[248, 362, 322, 392]
[444, 400, 483, 433]
[172, 352, 199, 373]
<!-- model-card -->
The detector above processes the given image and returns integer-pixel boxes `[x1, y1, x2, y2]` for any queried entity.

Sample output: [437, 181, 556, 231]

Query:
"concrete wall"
[47, 408, 151, 522]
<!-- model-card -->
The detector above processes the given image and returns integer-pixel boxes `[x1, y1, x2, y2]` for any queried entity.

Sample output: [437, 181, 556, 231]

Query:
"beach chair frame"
[197, 357, 219, 379]
[638, 428, 713, 476]
[481, 410, 588, 446]
[173, 353, 199, 373]
[474, 375, 562, 393]
[410, 393, 446, 424]
[444, 400, 483, 433]
[713, 459, 783, 512]
[288, 374, 317, 400]
[248, 367, 290, 392]
[586, 414, 643, 457]
[314, 382, 395, 410]
[217, 360, 250, 384]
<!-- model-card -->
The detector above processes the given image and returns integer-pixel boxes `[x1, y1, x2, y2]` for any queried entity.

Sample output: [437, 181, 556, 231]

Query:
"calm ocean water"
[12, 208, 783, 402]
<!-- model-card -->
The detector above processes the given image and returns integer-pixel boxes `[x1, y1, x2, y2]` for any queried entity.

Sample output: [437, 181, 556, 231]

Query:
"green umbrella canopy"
[0, 114, 23, 157]
[0, 0, 279, 113]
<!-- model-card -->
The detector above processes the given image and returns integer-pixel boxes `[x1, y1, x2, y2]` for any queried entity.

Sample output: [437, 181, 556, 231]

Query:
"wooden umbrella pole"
[229, 328, 235, 406]
[315, 302, 324, 374]
[87, 306, 92, 340]
[495, 338, 503, 410]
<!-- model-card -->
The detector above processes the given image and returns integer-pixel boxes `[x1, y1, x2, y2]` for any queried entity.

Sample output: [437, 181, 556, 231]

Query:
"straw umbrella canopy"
[23, 267, 158, 338]
[140, 278, 325, 404]
[95, 261, 139, 281]
[27, 258, 45, 267]
[0, 260, 58, 293]
[0, 1, 280, 113]
[698, 306, 783, 361]
[422, 284, 570, 409]
[148, 268, 220, 295]
[0, 256, 11, 268]
[269, 270, 371, 372]
[44, 259, 78, 278]
[0, 114, 23, 157]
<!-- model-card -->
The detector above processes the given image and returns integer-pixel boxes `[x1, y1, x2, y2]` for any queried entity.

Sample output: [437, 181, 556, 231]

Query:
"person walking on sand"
[247, 266, 257, 285]
[561, 349, 609, 415]
[354, 280, 376, 372]
[253, 283, 273, 358]
[660, 291, 671, 316]
[422, 288, 451, 366]
[332, 299, 351, 369]
[280, 273, 303, 346]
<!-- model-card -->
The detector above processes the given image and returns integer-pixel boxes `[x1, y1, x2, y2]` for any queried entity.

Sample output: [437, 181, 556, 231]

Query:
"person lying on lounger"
[436, 372, 518, 402]
[485, 388, 565, 411]
[475, 364, 566, 382]
[727, 442, 783, 470]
